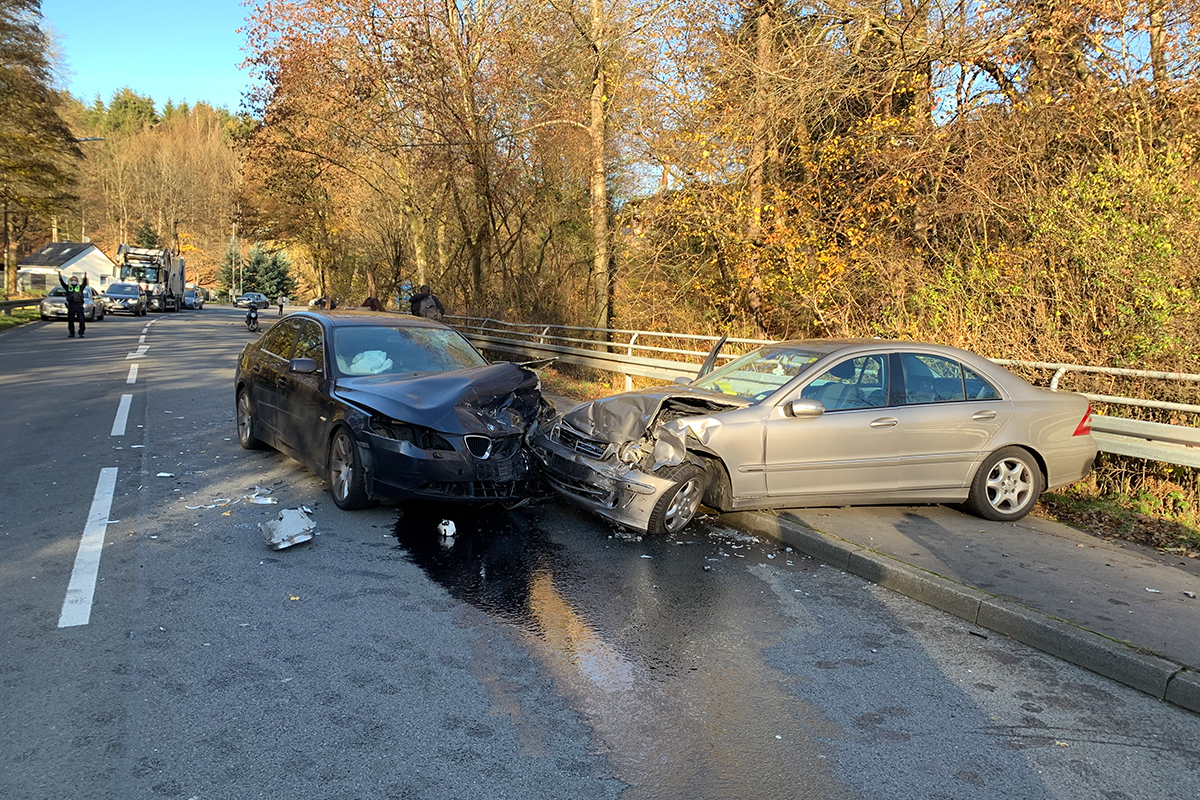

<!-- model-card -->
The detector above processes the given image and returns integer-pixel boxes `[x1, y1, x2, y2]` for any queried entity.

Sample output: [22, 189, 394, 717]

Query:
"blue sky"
[42, 0, 254, 112]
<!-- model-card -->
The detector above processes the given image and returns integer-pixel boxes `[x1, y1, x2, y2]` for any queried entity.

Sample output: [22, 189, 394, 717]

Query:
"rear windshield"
[332, 325, 486, 377]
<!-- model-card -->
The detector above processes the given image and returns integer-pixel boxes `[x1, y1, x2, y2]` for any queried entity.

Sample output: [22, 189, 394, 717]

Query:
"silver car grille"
[556, 423, 611, 460]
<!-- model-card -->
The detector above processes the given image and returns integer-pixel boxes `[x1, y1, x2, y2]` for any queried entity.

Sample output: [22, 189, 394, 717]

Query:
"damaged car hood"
[562, 386, 750, 444]
[335, 362, 542, 435]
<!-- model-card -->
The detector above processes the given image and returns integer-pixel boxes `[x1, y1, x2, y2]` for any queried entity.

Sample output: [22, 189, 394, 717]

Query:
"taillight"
[1073, 404, 1093, 436]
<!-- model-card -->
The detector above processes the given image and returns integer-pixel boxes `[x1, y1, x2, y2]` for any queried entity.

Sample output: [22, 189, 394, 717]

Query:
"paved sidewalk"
[724, 504, 1200, 713]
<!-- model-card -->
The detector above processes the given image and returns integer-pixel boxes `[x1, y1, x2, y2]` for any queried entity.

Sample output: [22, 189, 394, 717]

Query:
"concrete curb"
[724, 510, 1199, 715]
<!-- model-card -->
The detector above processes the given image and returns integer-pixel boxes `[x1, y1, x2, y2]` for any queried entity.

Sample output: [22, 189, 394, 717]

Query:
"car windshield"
[332, 325, 487, 377]
[691, 346, 821, 402]
[48, 287, 66, 297]
[107, 285, 138, 296]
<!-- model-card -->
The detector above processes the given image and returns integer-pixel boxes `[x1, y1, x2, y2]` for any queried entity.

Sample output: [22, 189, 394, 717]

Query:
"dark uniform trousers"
[67, 301, 86, 337]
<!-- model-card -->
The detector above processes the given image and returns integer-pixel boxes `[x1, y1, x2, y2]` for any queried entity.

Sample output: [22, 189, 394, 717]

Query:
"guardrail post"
[625, 333, 639, 391]
[539, 326, 550, 344]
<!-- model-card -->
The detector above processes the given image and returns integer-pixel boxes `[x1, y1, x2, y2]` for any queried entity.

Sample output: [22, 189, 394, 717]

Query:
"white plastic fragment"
[437, 519, 456, 538]
[641, 554, 652, 559]
[157, 472, 174, 477]
[260, 508, 316, 550]
[1184, 591, 1196, 599]
[1145, 588, 1162, 593]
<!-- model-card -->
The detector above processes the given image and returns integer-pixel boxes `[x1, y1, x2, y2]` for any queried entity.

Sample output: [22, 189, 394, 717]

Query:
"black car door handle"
[276, 377, 288, 387]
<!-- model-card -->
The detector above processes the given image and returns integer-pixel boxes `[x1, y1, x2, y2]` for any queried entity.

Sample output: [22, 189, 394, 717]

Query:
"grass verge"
[0, 307, 41, 333]
[1035, 492, 1200, 558]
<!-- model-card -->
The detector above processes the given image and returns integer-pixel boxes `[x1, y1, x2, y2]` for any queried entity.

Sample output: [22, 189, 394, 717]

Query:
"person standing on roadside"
[408, 284, 445, 321]
[277, 294, 288, 316]
[60, 272, 88, 339]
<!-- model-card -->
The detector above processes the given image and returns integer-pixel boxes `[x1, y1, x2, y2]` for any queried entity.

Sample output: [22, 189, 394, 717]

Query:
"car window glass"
[963, 366, 1000, 400]
[901, 353, 965, 404]
[332, 326, 486, 377]
[261, 320, 298, 359]
[294, 320, 325, 364]
[691, 346, 821, 403]
[800, 355, 889, 411]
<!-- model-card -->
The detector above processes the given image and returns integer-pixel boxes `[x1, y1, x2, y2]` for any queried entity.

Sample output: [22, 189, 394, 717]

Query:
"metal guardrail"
[447, 316, 1200, 468]
[0, 299, 41, 316]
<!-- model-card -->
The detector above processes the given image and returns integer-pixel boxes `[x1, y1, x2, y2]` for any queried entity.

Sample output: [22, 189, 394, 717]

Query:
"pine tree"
[134, 219, 159, 248]
[241, 243, 271, 294]
[1, 0, 81, 293]
[217, 241, 243, 296]
[254, 246, 297, 300]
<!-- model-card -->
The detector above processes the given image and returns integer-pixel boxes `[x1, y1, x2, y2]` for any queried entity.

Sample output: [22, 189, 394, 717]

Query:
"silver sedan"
[531, 339, 1097, 535]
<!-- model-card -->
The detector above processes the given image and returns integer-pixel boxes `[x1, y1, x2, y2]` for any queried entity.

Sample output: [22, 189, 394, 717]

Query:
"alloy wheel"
[663, 477, 704, 534]
[985, 457, 1034, 514]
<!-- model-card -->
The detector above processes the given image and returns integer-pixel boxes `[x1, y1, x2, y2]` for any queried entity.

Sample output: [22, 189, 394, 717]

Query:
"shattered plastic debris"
[156, 472, 174, 477]
[1145, 588, 1162, 593]
[437, 519, 456, 538]
[260, 508, 316, 550]
[1184, 591, 1196, 599]
[186, 486, 275, 510]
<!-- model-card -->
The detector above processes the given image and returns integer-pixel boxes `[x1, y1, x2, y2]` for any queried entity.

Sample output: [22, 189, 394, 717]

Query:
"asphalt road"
[2, 306, 1198, 800]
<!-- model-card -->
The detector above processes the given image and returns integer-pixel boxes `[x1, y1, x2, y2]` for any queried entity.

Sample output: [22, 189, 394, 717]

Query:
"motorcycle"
[245, 306, 259, 332]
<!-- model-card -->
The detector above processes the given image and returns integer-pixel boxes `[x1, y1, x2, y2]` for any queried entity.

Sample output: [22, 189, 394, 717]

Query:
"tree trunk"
[588, 0, 611, 332]
[1148, 0, 1169, 107]
[745, 0, 776, 336]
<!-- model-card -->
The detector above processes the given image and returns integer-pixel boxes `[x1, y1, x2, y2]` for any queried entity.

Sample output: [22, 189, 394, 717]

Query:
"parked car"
[40, 286, 105, 322]
[182, 288, 205, 310]
[101, 282, 148, 316]
[234, 311, 554, 510]
[234, 292, 270, 309]
[531, 339, 1097, 535]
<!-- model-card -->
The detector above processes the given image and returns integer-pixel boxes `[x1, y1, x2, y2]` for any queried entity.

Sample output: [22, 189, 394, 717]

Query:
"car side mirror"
[289, 357, 321, 374]
[673, 376, 693, 386]
[787, 398, 825, 419]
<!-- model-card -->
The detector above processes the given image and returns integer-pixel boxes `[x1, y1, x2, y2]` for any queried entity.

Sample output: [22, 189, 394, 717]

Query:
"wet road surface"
[3, 307, 1198, 800]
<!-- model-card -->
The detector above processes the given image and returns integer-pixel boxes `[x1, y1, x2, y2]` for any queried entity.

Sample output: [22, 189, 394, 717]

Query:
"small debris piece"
[437, 519, 456, 538]
[1055, 741, 1070, 748]
[260, 508, 316, 550]
[641, 554, 653, 559]
[156, 472, 174, 477]
[1184, 591, 1196, 599]
[968, 631, 989, 640]
[1145, 588, 1162, 594]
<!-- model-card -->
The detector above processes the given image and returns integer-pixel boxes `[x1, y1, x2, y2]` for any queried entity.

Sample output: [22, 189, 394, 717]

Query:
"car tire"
[40, 314, 49, 321]
[329, 428, 373, 510]
[646, 463, 708, 535]
[236, 389, 265, 450]
[964, 446, 1043, 522]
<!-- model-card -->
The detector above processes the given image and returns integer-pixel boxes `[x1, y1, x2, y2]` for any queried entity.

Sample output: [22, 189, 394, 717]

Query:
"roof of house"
[18, 242, 95, 268]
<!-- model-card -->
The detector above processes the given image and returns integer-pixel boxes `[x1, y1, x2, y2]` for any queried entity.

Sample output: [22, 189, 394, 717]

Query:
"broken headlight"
[368, 417, 453, 451]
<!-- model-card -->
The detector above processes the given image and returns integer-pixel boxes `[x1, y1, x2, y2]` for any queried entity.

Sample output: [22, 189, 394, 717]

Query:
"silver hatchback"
[531, 339, 1097, 535]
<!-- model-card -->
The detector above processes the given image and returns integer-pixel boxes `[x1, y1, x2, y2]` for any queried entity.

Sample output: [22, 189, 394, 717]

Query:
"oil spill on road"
[392, 503, 853, 800]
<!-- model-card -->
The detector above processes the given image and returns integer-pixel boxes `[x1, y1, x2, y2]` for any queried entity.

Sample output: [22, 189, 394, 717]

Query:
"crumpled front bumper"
[361, 430, 539, 503]
[530, 427, 675, 532]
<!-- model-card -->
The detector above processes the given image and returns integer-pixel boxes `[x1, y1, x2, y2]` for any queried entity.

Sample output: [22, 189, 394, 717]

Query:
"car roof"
[291, 310, 447, 329]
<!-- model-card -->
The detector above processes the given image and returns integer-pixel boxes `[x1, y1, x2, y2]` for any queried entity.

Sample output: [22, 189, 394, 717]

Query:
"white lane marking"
[58, 468, 119, 628]
[138, 334, 146, 344]
[126, 345, 149, 360]
[126, 364, 138, 384]
[110, 394, 133, 436]
[141, 327, 149, 334]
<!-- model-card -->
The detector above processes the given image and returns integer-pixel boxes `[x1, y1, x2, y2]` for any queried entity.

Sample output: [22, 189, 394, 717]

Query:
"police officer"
[60, 272, 89, 338]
